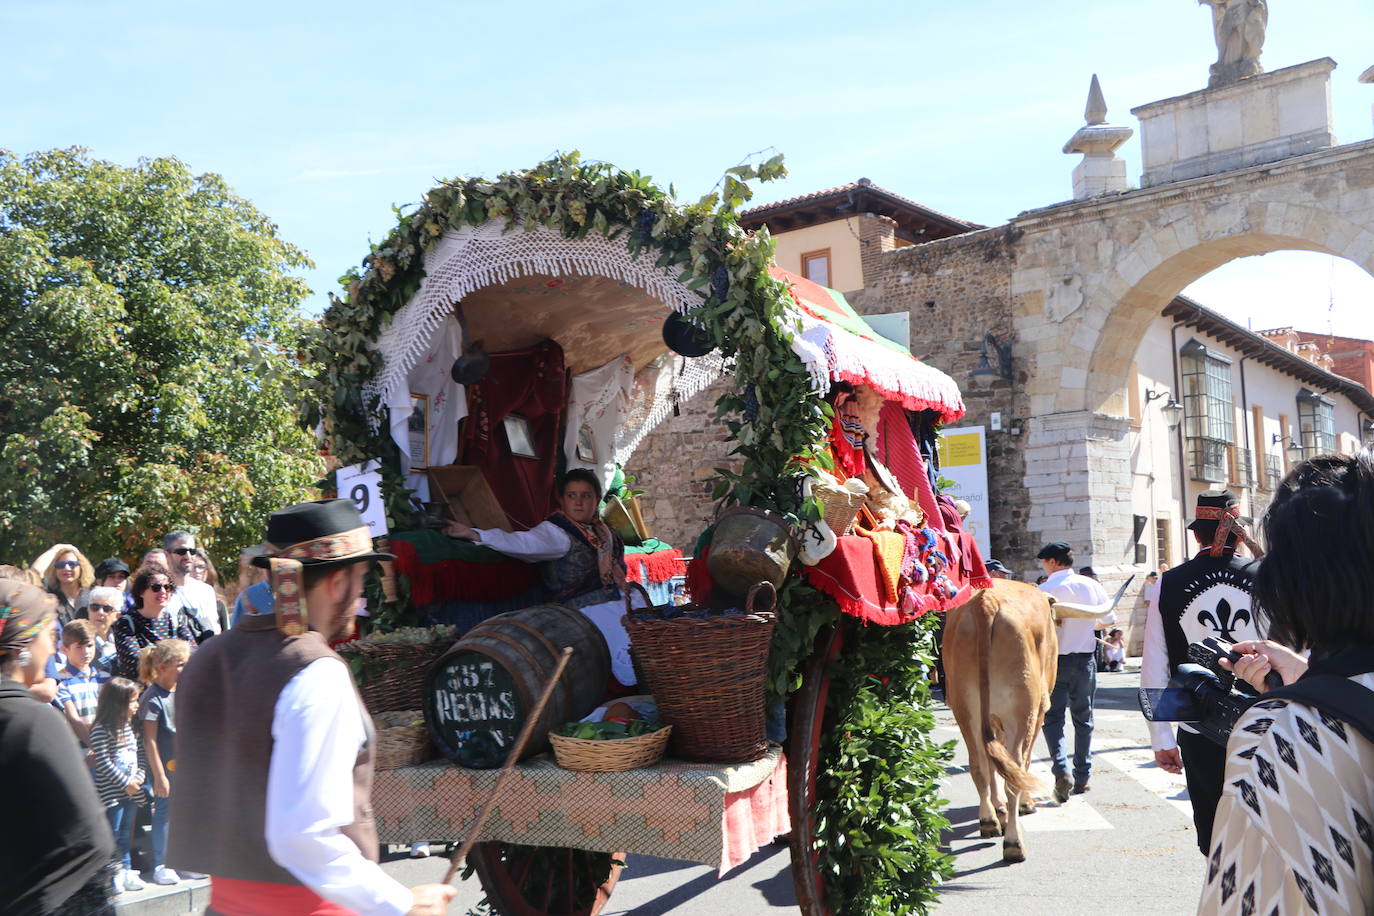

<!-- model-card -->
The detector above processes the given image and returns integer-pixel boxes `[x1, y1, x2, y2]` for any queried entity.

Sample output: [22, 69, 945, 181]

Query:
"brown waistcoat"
[167, 613, 378, 883]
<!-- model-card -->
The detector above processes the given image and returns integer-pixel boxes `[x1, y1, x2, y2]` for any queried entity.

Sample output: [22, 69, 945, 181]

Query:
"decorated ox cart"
[315, 154, 988, 916]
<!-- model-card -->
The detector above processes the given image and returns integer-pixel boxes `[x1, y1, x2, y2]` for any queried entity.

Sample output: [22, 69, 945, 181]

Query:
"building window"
[1295, 388, 1336, 457]
[1262, 452, 1283, 491]
[1155, 518, 1172, 568]
[1180, 340, 1235, 482]
[800, 249, 831, 287]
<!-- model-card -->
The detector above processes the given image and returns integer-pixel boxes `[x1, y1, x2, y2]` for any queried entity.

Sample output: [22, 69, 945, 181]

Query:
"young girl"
[89, 677, 146, 894]
[137, 639, 190, 886]
[1103, 628, 1127, 672]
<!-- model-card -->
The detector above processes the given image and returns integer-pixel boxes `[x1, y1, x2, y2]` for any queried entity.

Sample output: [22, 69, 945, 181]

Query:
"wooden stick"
[443, 645, 575, 884]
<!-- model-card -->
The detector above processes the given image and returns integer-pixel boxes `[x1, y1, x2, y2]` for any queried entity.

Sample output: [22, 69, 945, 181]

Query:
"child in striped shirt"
[88, 677, 147, 894]
[54, 619, 109, 746]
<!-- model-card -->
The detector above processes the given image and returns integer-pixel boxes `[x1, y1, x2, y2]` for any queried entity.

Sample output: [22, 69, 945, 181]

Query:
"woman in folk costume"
[168, 499, 455, 916]
[444, 468, 644, 691]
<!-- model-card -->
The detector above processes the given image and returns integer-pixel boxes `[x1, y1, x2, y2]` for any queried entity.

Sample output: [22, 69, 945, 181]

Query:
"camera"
[1137, 638, 1272, 747]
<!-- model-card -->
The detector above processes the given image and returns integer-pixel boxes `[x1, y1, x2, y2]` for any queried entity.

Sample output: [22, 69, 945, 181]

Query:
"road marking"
[933, 721, 1195, 831]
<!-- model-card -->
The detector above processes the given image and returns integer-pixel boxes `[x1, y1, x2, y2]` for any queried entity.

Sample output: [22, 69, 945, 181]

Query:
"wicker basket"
[339, 626, 457, 714]
[815, 477, 868, 535]
[373, 709, 434, 770]
[548, 725, 672, 772]
[622, 582, 776, 763]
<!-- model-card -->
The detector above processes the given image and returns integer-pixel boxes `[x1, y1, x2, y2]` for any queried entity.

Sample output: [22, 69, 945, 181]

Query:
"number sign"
[335, 461, 388, 537]
[426, 650, 525, 769]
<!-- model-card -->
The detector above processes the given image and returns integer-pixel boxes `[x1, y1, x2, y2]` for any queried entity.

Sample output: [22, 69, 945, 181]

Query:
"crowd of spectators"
[2, 531, 266, 904]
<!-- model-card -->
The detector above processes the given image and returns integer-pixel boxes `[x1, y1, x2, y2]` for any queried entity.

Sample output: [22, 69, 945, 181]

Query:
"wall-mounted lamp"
[1271, 432, 1306, 466]
[969, 333, 1013, 389]
[1145, 388, 1186, 430]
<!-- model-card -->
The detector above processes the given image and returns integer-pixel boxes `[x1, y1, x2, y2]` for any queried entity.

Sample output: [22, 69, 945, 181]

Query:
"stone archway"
[1008, 139, 1374, 565]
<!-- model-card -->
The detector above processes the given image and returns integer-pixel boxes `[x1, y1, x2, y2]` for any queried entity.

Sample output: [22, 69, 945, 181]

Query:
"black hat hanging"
[662, 310, 713, 358]
[450, 301, 491, 385]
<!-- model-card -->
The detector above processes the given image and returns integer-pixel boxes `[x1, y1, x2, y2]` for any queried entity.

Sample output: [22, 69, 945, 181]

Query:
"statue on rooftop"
[1200, 0, 1267, 87]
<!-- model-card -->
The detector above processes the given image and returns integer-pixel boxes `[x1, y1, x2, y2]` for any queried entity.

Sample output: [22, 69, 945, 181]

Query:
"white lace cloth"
[367, 223, 705, 420]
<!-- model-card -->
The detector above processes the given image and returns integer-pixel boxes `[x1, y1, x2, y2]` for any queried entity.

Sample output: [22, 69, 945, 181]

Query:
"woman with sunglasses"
[82, 587, 124, 675]
[36, 544, 96, 626]
[111, 565, 194, 681]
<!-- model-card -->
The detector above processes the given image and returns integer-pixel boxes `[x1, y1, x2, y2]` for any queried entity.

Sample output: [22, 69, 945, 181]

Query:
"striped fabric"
[54, 665, 109, 723]
[88, 724, 144, 808]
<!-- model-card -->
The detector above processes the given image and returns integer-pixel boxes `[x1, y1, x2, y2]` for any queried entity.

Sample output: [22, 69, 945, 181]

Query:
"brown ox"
[942, 579, 1058, 862]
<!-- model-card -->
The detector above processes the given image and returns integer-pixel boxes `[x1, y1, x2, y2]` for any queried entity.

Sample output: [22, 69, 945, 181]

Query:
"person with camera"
[1198, 452, 1374, 915]
[1142, 489, 1262, 855]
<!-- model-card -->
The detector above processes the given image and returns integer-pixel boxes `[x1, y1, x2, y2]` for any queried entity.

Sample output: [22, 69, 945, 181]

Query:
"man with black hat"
[1142, 489, 1262, 855]
[1036, 541, 1111, 803]
[168, 499, 456, 916]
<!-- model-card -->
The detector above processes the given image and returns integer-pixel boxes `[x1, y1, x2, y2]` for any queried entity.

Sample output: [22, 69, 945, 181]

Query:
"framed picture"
[408, 393, 430, 471]
[504, 414, 538, 459]
[576, 424, 596, 462]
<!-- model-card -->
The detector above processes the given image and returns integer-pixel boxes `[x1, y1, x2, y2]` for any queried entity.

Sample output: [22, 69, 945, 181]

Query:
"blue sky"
[4, 0, 1373, 337]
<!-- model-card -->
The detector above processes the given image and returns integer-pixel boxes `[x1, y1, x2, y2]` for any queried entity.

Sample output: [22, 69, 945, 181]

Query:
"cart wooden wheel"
[469, 841, 623, 916]
[786, 622, 844, 916]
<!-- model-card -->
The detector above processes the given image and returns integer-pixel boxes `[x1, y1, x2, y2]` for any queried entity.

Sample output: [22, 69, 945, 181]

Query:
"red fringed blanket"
[388, 538, 536, 607]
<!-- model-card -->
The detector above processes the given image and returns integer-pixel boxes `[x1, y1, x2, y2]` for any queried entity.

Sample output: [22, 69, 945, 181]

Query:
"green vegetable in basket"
[557, 720, 666, 740]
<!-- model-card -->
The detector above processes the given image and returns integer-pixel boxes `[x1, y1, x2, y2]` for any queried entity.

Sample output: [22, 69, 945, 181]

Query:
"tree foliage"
[0, 147, 324, 569]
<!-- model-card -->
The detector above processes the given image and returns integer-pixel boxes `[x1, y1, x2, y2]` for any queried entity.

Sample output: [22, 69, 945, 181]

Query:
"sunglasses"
[88, 603, 117, 613]
[55, 560, 80, 570]
[146, 582, 175, 593]
[172, 547, 198, 556]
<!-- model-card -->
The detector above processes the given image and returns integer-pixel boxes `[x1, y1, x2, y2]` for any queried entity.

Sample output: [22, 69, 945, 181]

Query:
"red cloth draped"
[387, 539, 536, 606]
[876, 401, 923, 500]
[907, 436, 945, 533]
[806, 534, 976, 626]
[937, 496, 994, 591]
[209, 877, 358, 915]
[459, 340, 566, 530]
[625, 548, 684, 585]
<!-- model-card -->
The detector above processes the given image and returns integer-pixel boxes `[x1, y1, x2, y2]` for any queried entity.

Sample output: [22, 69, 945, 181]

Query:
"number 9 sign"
[335, 461, 388, 537]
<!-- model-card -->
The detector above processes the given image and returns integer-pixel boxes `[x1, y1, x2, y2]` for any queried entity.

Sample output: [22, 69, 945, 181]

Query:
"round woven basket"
[548, 725, 672, 773]
[815, 480, 866, 535]
[372, 710, 434, 770]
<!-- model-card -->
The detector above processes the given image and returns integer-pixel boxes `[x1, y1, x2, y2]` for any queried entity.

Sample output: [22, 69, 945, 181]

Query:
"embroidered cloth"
[372, 747, 788, 874]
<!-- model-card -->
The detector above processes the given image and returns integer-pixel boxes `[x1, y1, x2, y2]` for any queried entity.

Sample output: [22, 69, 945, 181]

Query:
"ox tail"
[975, 588, 1039, 797]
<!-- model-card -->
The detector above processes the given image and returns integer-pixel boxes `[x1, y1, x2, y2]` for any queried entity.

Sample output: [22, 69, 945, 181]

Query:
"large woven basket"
[372, 709, 434, 770]
[548, 725, 672, 772]
[814, 477, 868, 535]
[622, 582, 776, 763]
[339, 626, 457, 714]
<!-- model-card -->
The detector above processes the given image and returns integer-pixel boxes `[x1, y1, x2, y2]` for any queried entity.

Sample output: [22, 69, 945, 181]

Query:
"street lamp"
[969, 333, 1013, 389]
[1145, 388, 1185, 430]
[1272, 433, 1305, 466]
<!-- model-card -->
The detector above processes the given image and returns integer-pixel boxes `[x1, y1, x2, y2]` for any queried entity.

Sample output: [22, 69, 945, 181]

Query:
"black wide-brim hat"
[252, 499, 394, 569]
[1187, 489, 1252, 531]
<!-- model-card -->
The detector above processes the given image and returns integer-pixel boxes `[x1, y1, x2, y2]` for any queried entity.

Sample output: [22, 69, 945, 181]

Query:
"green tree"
[0, 147, 324, 570]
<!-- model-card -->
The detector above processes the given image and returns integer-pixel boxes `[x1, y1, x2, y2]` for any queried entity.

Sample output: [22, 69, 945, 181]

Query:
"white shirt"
[172, 578, 221, 635]
[1038, 568, 1112, 654]
[1140, 592, 1180, 751]
[266, 658, 412, 916]
[473, 521, 571, 561]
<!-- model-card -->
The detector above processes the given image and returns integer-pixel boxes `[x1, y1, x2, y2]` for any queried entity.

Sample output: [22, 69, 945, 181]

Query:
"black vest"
[1157, 550, 1262, 673]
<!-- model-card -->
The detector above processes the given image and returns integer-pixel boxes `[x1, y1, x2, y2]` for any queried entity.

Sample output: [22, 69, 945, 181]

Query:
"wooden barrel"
[424, 603, 610, 769]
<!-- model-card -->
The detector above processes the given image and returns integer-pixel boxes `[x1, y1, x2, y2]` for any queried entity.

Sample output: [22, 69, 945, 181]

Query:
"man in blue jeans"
[1036, 542, 1112, 802]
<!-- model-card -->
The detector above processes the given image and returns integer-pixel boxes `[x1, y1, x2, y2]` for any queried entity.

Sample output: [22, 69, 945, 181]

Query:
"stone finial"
[1085, 74, 1108, 125]
[1063, 75, 1134, 200]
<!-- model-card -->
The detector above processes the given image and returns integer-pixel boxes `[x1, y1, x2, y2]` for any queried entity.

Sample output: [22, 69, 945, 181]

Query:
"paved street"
[121, 662, 1209, 916]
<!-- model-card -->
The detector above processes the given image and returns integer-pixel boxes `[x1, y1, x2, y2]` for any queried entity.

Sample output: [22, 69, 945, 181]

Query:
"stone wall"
[624, 377, 737, 553]
[851, 223, 1039, 577]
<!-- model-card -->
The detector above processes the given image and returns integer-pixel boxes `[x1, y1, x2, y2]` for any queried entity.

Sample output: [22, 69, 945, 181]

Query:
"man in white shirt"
[1036, 541, 1112, 802]
[163, 530, 220, 635]
[169, 499, 455, 916]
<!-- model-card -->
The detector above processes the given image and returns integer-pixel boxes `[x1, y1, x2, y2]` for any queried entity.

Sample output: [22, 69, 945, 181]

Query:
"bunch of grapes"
[711, 266, 730, 303]
[743, 383, 759, 423]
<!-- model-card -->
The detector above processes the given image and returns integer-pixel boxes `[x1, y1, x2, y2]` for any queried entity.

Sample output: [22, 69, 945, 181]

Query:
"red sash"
[208, 877, 360, 916]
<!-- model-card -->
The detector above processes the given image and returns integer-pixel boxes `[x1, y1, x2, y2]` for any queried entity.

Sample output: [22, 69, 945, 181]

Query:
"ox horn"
[1049, 598, 1117, 620]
